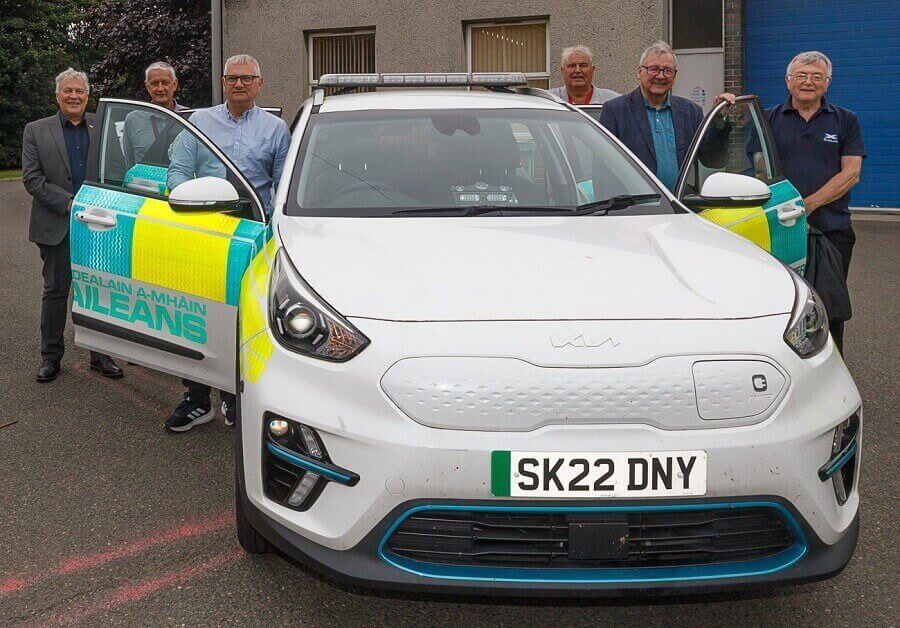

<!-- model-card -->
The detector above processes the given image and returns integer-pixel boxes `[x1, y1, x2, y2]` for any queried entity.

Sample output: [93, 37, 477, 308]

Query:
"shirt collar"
[225, 103, 258, 122]
[566, 85, 594, 104]
[643, 93, 671, 110]
[57, 110, 86, 127]
[783, 95, 834, 114]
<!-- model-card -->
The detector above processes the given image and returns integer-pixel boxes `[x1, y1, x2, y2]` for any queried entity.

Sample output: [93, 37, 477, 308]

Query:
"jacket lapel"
[627, 88, 655, 163]
[48, 115, 72, 177]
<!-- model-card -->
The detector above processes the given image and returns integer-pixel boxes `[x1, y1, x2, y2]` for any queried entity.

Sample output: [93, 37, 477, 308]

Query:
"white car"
[71, 73, 860, 595]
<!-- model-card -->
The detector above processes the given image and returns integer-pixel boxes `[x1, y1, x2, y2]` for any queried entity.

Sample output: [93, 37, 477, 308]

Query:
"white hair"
[224, 53, 261, 76]
[145, 61, 177, 82]
[787, 51, 833, 77]
[560, 45, 594, 66]
[55, 68, 89, 94]
[639, 40, 677, 68]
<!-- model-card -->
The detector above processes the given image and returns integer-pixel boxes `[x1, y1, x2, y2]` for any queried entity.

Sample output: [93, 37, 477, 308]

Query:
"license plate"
[491, 450, 707, 497]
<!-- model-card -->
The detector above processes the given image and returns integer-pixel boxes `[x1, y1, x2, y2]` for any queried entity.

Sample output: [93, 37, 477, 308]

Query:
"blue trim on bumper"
[265, 441, 354, 485]
[378, 502, 808, 584]
[822, 442, 858, 480]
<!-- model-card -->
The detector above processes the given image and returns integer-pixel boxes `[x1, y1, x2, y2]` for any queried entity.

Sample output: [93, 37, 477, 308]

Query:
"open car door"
[676, 95, 807, 272]
[71, 99, 269, 391]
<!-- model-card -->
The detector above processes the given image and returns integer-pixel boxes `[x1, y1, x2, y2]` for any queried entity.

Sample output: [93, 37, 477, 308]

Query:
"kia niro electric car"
[70, 72, 860, 595]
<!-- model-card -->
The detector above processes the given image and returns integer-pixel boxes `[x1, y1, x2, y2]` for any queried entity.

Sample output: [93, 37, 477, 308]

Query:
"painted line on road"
[0, 509, 233, 597]
[42, 550, 244, 625]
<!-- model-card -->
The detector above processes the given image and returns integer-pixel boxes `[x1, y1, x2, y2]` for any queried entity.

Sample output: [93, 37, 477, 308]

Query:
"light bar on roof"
[316, 72, 528, 88]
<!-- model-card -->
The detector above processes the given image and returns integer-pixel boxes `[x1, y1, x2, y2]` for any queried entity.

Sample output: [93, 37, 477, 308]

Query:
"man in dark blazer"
[21, 68, 123, 382]
[600, 41, 735, 191]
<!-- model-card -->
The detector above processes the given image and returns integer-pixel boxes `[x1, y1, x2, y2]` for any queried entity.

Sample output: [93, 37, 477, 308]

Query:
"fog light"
[268, 419, 290, 437]
[262, 413, 360, 512]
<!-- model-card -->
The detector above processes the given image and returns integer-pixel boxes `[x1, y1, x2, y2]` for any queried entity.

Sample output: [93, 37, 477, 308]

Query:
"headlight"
[269, 248, 369, 361]
[783, 270, 829, 358]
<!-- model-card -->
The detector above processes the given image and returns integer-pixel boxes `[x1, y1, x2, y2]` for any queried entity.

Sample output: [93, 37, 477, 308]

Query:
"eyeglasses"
[641, 65, 677, 78]
[223, 75, 260, 85]
[564, 62, 592, 70]
[789, 72, 829, 83]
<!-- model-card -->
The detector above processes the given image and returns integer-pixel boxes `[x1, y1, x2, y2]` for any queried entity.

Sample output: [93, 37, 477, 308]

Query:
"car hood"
[276, 213, 795, 321]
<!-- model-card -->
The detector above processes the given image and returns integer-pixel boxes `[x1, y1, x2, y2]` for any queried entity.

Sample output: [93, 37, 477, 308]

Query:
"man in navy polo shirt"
[766, 51, 865, 350]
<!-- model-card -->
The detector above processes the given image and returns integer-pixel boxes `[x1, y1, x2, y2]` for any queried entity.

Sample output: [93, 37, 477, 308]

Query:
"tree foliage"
[0, 0, 93, 168]
[82, 0, 211, 106]
[2, 0, 211, 168]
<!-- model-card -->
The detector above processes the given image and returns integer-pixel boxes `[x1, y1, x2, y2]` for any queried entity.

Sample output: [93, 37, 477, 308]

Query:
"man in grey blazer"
[21, 68, 123, 382]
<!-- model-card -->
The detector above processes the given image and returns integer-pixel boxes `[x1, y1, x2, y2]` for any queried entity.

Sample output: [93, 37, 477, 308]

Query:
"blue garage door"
[745, 0, 899, 208]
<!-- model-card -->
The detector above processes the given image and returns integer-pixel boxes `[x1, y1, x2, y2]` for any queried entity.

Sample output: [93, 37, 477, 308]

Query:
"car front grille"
[383, 506, 797, 569]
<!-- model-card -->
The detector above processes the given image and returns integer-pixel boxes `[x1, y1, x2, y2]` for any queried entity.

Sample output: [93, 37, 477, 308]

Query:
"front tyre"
[234, 312, 269, 554]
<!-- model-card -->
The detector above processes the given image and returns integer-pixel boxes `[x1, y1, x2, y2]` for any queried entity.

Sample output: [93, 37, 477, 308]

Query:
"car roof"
[318, 89, 570, 113]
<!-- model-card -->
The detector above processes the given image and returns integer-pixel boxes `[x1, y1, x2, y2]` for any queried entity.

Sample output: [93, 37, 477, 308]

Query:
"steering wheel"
[328, 180, 395, 205]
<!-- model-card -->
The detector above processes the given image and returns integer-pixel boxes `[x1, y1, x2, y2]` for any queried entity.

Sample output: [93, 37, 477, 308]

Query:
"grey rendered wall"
[223, 0, 668, 119]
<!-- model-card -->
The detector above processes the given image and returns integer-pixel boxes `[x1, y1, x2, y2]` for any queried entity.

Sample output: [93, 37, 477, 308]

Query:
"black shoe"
[36, 360, 60, 383]
[90, 355, 124, 379]
[221, 397, 235, 427]
[165, 396, 214, 433]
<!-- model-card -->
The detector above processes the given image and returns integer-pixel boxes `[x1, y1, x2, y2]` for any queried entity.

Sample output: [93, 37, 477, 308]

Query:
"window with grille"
[467, 20, 549, 89]
[671, 0, 723, 50]
[307, 30, 376, 94]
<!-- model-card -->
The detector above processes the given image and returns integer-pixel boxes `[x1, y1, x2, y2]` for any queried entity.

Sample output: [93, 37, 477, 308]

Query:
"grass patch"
[0, 169, 22, 181]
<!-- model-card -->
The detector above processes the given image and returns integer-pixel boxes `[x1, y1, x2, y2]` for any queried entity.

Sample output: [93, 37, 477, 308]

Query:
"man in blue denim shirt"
[600, 41, 735, 191]
[164, 54, 290, 433]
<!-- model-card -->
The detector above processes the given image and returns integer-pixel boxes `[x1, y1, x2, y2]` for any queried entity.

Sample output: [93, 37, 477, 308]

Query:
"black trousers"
[182, 379, 234, 405]
[822, 225, 856, 352]
[36, 235, 105, 363]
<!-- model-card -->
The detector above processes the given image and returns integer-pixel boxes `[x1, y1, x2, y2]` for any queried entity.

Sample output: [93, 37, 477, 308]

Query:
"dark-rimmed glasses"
[641, 65, 677, 78]
[223, 75, 260, 85]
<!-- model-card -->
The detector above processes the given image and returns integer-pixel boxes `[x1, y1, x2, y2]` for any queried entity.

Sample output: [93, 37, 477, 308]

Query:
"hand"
[802, 197, 818, 214]
[712, 92, 737, 106]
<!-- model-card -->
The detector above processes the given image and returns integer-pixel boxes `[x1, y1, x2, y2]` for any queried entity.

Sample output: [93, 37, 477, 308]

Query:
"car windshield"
[287, 108, 671, 217]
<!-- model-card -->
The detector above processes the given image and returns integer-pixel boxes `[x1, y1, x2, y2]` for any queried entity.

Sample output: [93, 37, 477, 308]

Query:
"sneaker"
[165, 396, 214, 433]
[221, 397, 236, 427]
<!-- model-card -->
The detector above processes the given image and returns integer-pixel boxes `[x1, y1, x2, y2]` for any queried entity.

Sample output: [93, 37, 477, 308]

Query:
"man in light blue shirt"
[167, 55, 290, 217]
[164, 54, 290, 434]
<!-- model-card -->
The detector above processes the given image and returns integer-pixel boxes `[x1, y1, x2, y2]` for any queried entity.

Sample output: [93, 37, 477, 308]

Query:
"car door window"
[676, 95, 807, 273]
[98, 102, 261, 219]
[677, 99, 780, 198]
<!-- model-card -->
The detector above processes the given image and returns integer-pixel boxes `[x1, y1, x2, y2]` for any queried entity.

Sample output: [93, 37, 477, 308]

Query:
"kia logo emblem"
[550, 334, 620, 348]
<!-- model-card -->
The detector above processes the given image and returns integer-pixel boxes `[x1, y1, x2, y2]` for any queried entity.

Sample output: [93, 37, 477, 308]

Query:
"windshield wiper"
[574, 194, 662, 215]
[391, 205, 577, 217]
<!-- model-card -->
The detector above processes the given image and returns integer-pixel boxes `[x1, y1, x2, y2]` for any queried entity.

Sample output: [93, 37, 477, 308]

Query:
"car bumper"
[241, 491, 859, 596]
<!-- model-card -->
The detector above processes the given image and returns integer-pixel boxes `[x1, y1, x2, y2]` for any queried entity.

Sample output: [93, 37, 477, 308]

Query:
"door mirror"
[682, 172, 772, 209]
[168, 176, 240, 211]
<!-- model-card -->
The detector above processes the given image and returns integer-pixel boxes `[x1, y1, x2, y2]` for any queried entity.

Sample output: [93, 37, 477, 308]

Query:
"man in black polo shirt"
[766, 51, 865, 351]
